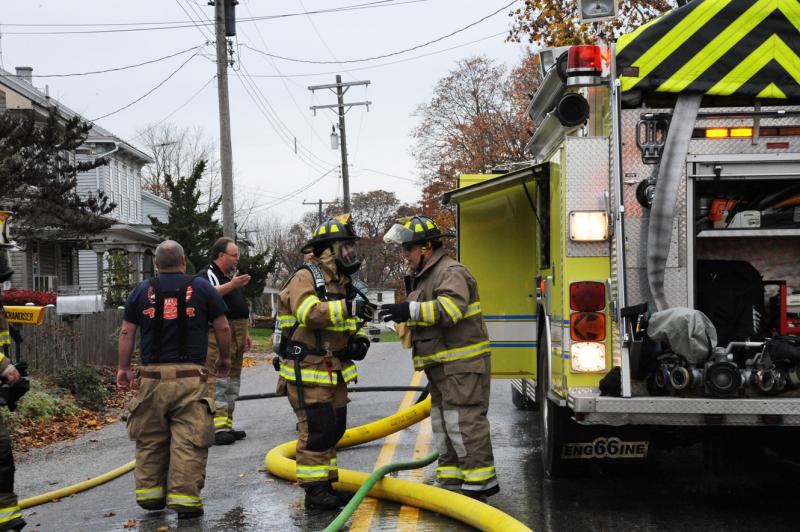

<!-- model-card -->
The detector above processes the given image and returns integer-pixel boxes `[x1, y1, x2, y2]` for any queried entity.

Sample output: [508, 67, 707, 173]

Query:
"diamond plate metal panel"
[625, 267, 688, 309]
[565, 137, 611, 257]
[624, 218, 679, 268]
[578, 413, 800, 427]
[569, 394, 800, 426]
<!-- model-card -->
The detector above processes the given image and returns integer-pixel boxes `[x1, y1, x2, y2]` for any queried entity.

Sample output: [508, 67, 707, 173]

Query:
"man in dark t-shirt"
[117, 240, 231, 519]
[199, 237, 251, 445]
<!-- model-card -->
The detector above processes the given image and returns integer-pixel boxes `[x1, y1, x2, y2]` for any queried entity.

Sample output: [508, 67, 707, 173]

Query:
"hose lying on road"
[324, 450, 439, 532]
[237, 385, 427, 402]
[16, 386, 428, 509]
[265, 396, 532, 532]
[19, 461, 135, 509]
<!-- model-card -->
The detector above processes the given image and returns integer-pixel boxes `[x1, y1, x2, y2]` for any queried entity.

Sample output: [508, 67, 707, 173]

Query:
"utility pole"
[214, 0, 236, 238]
[303, 199, 337, 225]
[308, 76, 371, 212]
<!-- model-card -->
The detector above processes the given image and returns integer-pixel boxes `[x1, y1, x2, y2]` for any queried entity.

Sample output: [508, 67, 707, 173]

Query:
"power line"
[130, 75, 216, 141]
[239, 0, 518, 64]
[7, 44, 205, 78]
[233, 65, 333, 173]
[1, 0, 428, 35]
[237, 64, 333, 170]
[237, 60, 336, 169]
[354, 167, 418, 183]
[238, 3, 327, 145]
[241, 30, 508, 78]
[91, 50, 201, 122]
[250, 167, 339, 214]
[174, 0, 215, 42]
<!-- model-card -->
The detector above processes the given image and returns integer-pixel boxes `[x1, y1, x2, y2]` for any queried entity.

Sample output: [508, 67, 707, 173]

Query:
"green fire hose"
[324, 450, 440, 532]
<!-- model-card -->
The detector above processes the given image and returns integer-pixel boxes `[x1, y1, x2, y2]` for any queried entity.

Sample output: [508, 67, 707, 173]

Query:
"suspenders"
[148, 275, 195, 362]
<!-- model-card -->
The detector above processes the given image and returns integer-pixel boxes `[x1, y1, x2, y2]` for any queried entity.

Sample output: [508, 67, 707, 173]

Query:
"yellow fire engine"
[444, 0, 800, 476]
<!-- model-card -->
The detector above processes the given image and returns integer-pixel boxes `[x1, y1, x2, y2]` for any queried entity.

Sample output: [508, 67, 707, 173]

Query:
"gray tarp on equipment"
[647, 307, 717, 364]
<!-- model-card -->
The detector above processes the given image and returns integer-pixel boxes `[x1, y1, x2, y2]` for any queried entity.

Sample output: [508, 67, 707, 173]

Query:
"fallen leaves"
[10, 372, 137, 453]
[123, 519, 137, 528]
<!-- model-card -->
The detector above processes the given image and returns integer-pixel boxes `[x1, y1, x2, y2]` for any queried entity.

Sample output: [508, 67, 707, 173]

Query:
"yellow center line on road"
[396, 415, 432, 531]
[348, 370, 425, 532]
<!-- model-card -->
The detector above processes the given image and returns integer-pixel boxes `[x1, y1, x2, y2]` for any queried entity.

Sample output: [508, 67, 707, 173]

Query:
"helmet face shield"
[383, 223, 415, 246]
[333, 240, 361, 275]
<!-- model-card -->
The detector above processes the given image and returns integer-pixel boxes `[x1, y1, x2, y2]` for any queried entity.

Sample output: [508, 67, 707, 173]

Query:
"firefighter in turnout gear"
[0, 233, 26, 532]
[199, 237, 252, 446]
[117, 240, 231, 519]
[380, 215, 499, 498]
[276, 214, 376, 510]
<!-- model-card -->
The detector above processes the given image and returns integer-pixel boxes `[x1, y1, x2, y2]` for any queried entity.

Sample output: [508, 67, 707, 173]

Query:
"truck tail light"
[567, 45, 610, 77]
[570, 342, 606, 372]
[570, 312, 606, 342]
[570, 281, 605, 311]
[569, 211, 608, 241]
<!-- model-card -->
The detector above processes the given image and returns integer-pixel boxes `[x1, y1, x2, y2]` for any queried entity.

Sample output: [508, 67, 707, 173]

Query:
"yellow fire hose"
[19, 461, 135, 509]
[18, 394, 532, 531]
[265, 396, 532, 532]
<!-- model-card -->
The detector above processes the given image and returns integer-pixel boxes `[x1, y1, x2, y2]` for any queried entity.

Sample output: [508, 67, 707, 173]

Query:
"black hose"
[237, 385, 427, 402]
[415, 382, 430, 404]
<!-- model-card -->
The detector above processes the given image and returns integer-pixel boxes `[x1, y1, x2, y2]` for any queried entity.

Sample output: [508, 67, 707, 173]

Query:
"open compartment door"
[443, 166, 547, 379]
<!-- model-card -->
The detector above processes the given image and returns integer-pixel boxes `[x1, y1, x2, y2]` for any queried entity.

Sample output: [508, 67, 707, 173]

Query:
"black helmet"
[304, 213, 361, 275]
[384, 215, 449, 248]
[304, 213, 359, 251]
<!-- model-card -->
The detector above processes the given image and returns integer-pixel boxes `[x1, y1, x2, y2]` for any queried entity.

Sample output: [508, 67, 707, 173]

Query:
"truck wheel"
[511, 380, 538, 411]
[537, 330, 583, 478]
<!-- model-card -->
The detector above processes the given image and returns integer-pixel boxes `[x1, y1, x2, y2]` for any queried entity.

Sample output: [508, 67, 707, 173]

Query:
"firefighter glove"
[346, 336, 370, 361]
[347, 298, 377, 321]
[379, 302, 411, 323]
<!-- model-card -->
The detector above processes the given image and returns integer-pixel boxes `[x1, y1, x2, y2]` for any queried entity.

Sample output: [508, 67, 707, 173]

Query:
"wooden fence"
[12, 308, 124, 370]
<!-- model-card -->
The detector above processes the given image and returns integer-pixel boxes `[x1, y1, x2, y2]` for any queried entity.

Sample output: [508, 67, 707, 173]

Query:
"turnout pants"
[0, 418, 24, 532]
[286, 379, 348, 487]
[425, 356, 498, 493]
[207, 319, 248, 432]
[126, 364, 214, 513]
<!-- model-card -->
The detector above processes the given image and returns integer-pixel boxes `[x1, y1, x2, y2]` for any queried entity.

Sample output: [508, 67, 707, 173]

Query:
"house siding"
[78, 250, 98, 292]
[142, 195, 169, 224]
[9, 249, 29, 290]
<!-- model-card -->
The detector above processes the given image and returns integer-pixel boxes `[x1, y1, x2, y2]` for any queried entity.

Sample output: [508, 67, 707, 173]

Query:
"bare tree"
[136, 122, 220, 209]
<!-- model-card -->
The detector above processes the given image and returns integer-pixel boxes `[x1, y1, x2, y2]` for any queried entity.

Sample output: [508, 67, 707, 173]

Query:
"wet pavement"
[14, 341, 800, 531]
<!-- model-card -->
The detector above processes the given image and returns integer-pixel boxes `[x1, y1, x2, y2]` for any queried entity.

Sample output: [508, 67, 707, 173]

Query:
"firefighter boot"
[229, 429, 246, 440]
[304, 484, 341, 510]
[326, 483, 353, 505]
[175, 507, 204, 520]
[214, 431, 236, 445]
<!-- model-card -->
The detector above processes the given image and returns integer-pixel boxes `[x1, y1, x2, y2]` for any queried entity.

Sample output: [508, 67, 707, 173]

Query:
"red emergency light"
[567, 45, 610, 77]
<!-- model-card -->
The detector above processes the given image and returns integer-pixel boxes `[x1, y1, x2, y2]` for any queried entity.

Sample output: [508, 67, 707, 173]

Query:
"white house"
[0, 66, 167, 294]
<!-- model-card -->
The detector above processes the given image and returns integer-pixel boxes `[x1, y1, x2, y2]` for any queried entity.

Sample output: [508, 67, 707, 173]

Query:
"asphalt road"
[14, 342, 800, 531]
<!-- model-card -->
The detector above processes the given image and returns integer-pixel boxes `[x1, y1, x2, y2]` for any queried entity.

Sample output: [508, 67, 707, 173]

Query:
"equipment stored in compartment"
[696, 260, 764, 347]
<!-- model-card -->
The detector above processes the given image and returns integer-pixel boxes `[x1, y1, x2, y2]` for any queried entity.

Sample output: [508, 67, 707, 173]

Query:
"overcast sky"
[1, 0, 530, 223]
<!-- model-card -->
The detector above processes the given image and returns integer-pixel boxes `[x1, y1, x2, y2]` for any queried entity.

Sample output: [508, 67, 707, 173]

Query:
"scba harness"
[145, 275, 197, 363]
[278, 263, 369, 360]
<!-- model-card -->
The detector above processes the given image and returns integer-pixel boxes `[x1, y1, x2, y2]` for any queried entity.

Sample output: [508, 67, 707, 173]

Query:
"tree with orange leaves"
[507, 0, 673, 47]
[411, 54, 541, 233]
